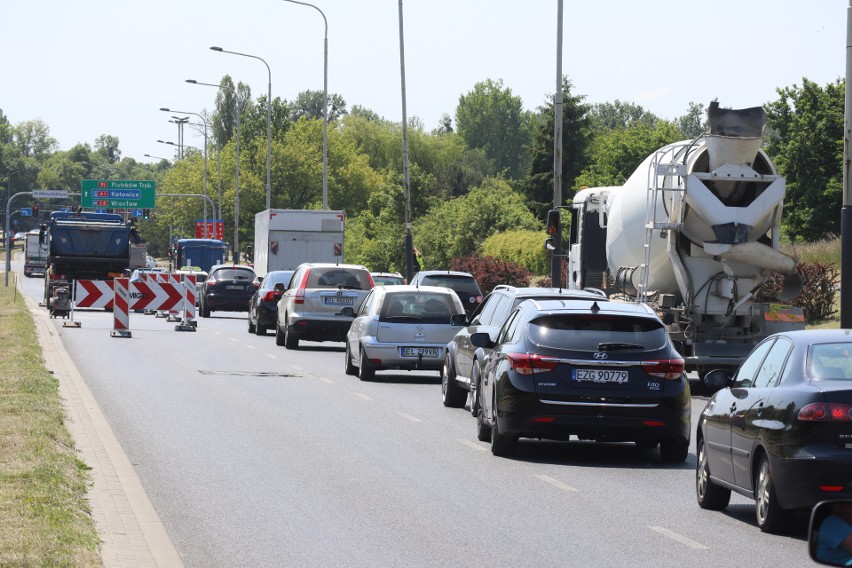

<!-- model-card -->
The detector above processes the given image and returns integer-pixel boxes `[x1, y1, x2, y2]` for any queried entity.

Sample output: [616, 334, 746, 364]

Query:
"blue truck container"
[176, 238, 226, 273]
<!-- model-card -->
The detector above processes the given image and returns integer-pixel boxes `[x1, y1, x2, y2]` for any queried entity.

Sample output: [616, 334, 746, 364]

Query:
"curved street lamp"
[209, 47, 272, 210]
[186, 79, 244, 263]
[280, 0, 328, 209]
[160, 108, 212, 236]
[144, 153, 170, 162]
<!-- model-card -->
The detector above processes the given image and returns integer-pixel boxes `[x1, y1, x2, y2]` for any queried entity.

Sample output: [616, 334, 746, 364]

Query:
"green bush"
[481, 230, 549, 275]
[757, 262, 839, 322]
[451, 255, 532, 295]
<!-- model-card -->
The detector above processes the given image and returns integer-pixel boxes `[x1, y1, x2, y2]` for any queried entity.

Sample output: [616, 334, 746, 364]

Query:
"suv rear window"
[528, 314, 667, 351]
[419, 275, 480, 293]
[380, 291, 456, 324]
[307, 267, 370, 290]
[213, 268, 255, 280]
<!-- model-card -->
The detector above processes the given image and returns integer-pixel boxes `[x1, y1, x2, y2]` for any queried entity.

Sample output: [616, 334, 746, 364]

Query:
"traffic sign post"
[81, 180, 156, 209]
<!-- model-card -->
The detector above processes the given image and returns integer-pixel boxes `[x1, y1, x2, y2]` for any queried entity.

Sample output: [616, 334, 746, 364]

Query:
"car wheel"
[344, 343, 358, 376]
[755, 454, 792, 533]
[696, 438, 730, 510]
[275, 324, 286, 346]
[469, 363, 482, 417]
[248, 315, 256, 334]
[490, 391, 517, 457]
[358, 349, 375, 381]
[475, 385, 490, 442]
[441, 355, 466, 408]
[659, 437, 689, 463]
[255, 322, 266, 336]
[284, 317, 299, 350]
[200, 297, 211, 318]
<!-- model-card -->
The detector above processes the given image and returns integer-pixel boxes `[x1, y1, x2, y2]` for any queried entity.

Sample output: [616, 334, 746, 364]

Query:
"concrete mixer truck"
[563, 102, 804, 377]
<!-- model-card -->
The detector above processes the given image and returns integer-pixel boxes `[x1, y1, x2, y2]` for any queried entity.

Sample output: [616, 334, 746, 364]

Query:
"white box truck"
[23, 229, 48, 277]
[253, 209, 345, 276]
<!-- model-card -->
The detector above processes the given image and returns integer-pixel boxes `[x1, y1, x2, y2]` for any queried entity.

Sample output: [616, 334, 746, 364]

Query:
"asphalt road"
[15, 270, 819, 567]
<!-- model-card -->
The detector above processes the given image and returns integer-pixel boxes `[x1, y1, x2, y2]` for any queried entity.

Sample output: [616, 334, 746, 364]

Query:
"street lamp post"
[160, 108, 210, 237]
[280, 0, 328, 209]
[144, 153, 171, 162]
[209, 47, 272, 210]
[187, 79, 243, 263]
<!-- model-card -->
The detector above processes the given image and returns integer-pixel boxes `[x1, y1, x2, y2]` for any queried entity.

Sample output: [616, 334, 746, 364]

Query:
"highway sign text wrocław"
[81, 180, 156, 208]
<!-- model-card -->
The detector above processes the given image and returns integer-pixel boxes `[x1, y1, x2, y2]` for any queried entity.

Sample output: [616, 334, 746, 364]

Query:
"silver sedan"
[343, 285, 464, 381]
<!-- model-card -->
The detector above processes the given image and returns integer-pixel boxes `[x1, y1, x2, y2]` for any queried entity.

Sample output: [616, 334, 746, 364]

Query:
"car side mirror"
[338, 306, 355, 318]
[450, 313, 468, 327]
[274, 283, 285, 291]
[470, 332, 494, 349]
[809, 500, 852, 566]
[703, 369, 732, 388]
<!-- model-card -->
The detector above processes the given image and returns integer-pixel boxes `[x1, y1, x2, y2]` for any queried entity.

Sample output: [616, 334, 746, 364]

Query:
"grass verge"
[0, 282, 101, 566]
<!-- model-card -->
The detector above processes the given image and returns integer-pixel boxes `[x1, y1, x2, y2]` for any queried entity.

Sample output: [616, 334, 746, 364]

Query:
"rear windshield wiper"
[383, 315, 423, 321]
[597, 342, 644, 351]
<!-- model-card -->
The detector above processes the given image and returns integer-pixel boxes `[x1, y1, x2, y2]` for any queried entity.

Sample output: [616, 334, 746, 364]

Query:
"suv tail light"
[206, 277, 217, 287]
[641, 358, 684, 380]
[799, 403, 852, 421]
[508, 353, 559, 375]
[294, 269, 311, 304]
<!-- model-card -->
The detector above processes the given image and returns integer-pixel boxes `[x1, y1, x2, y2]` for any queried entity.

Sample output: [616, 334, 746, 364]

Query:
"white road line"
[354, 393, 372, 400]
[317, 377, 334, 384]
[458, 439, 488, 452]
[535, 474, 577, 492]
[648, 526, 708, 550]
[229, 338, 239, 342]
[246, 345, 257, 350]
[214, 331, 223, 335]
[265, 353, 278, 359]
[291, 365, 303, 371]
[398, 413, 422, 423]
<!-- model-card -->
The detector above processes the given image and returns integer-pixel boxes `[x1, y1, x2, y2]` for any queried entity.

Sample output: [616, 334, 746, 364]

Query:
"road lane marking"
[648, 526, 708, 550]
[229, 338, 239, 342]
[265, 353, 278, 359]
[354, 393, 372, 400]
[246, 345, 257, 350]
[535, 474, 577, 492]
[317, 377, 334, 384]
[398, 413, 422, 423]
[458, 439, 488, 452]
[291, 365, 303, 371]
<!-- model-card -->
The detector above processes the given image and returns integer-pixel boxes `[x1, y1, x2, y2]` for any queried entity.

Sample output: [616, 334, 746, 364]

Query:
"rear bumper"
[256, 302, 278, 326]
[362, 341, 446, 371]
[286, 317, 354, 342]
[495, 382, 691, 444]
[770, 446, 852, 510]
[205, 292, 254, 312]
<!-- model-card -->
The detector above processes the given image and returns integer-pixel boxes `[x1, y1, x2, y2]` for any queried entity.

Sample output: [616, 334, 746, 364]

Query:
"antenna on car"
[591, 301, 600, 313]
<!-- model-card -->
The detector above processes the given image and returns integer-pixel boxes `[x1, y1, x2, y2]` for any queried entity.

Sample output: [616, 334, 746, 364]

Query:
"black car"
[199, 264, 257, 318]
[696, 329, 852, 533]
[248, 270, 294, 335]
[410, 270, 483, 314]
[441, 285, 608, 410]
[471, 298, 690, 460]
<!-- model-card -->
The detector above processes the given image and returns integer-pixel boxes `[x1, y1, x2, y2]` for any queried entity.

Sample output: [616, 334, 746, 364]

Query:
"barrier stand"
[175, 274, 196, 332]
[166, 273, 182, 322]
[110, 277, 132, 338]
[63, 280, 81, 328]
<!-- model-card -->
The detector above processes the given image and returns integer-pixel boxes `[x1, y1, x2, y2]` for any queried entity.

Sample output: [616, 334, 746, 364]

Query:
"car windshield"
[380, 292, 456, 324]
[527, 314, 668, 351]
[307, 268, 369, 290]
[807, 343, 852, 379]
[420, 275, 480, 293]
[214, 268, 255, 281]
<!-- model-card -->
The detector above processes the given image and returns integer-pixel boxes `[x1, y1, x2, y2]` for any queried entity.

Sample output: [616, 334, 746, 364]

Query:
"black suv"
[472, 298, 690, 460]
[442, 285, 608, 410]
[410, 270, 483, 314]
[200, 264, 257, 318]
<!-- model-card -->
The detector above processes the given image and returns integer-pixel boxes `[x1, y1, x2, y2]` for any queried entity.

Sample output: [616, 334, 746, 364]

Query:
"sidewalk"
[25, 288, 184, 567]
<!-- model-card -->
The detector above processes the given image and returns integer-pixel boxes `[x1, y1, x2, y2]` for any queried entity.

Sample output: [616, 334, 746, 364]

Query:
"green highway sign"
[81, 179, 156, 208]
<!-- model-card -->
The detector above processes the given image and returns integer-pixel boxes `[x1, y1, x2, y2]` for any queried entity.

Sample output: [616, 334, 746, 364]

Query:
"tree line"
[0, 74, 844, 274]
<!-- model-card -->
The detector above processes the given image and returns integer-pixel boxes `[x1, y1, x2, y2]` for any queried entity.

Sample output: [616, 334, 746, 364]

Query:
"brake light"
[294, 270, 311, 304]
[642, 358, 684, 380]
[799, 403, 852, 422]
[206, 277, 217, 287]
[262, 291, 282, 302]
[507, 353, 559, 375]
[820, 486, 846, 492]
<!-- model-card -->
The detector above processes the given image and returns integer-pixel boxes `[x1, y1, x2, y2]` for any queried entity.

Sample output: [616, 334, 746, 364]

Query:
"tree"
[674, 101, 707, 139]
[521, 77, 591, 217]
[95, 134, 121, 163]
[455, 78, 532, 180]
[292, 90, 347, 121]
[15, 119, 57, 158]
[765, 78, 845, 241]
[212, 75, 253, 148]
[589, 100, 657, 132]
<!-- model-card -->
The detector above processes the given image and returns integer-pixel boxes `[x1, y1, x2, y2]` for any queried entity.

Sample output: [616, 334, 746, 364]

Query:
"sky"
[2, 0, 847, 164]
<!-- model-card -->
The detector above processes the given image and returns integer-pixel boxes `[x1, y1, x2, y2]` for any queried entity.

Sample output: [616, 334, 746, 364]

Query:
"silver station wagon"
[343, 285, 465, 381]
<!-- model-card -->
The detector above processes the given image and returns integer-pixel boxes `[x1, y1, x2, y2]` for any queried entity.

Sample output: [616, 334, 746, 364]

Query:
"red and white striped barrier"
[110, 278, 132, 338]
[75, 280, 115, 309]
[181, 275, 196, 327]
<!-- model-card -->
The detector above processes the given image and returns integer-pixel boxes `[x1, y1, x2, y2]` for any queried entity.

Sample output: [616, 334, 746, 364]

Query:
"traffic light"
[545, 209, 561, 251]
[32, 205, 39, 217]
[142, 209, 150, 220]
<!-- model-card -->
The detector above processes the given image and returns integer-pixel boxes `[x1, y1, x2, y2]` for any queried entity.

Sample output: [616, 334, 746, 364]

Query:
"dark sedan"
[248, 270, 294, 335]
[696, 329, 852, 533]
[472, 298, 690, 460]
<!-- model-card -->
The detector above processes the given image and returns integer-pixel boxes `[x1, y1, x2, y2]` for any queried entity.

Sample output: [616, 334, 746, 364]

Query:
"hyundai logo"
[336, 290, 343, 296]
[594, 352, 608, 360]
